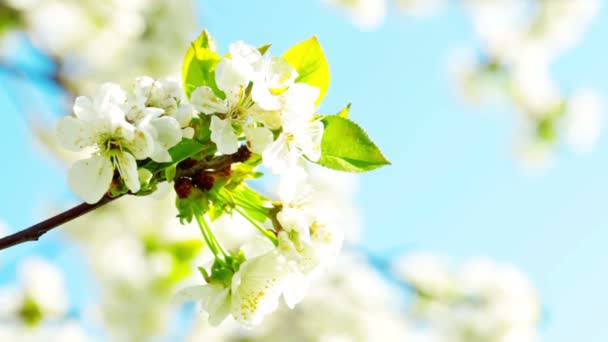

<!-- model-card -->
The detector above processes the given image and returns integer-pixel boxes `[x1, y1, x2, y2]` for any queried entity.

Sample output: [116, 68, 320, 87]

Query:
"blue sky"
[1, 1, 608, 340]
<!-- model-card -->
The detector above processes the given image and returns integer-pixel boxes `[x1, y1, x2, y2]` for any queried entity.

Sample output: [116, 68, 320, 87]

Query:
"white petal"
[215, 57, 252, 94]
[298, 120, 324, 162]
[277, 207, 313, 241]
[250, 106, 282, 130]
[190, 86, 229, 114]
[244, 126, 273, 154]
[210, 116, 239, 154]
[127, 128, 154, 160]
[240, 236, 276, 260]
[182, 127, 195, 139]
[115, 151, 140, 193]
[231, 251, 287, 326]
[175, 285, 231, 326]
[204, 286, 232, 326]
[264, 56, 297, 90]
[282, 83, 319, 127]
[95, 83, 127, 110]
[173, 285, 206, 303]
[151, 117, 182, 148]
[251, 83, 281, 111]
[150, 141, 173, 163]
[73, 96, 97, 121]
[56, 116, 95, 151]
[68, 155, 113, 204]
[262, 134, 297, 174]
[229, 41, 263, 67]
[109, 108, 135, 141]
[173, 104, 193, 127]
[282, 270, 309, 309]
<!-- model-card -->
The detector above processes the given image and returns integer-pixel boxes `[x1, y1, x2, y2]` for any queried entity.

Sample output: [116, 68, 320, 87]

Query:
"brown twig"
[176, 145, 251, 178]
[0, 146, 253, 252]
[0, 195, 120, 252]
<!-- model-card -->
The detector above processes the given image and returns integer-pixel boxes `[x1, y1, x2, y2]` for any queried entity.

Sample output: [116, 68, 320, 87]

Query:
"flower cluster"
[178, 177, 344, 327]
[3, 0, 197, 93]
[394, 253, 541, 342]
[0, 257, 88, 342]
[189, 41, 324, 175]
[451, 0, 603, 168]
[57, 77, 191, 203]
[329, 0, 603, 168]
[54, 30, 389, 329]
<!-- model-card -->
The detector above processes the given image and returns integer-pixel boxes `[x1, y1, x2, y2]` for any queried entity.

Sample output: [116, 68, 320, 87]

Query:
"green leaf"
[258, 43, 272, 55]
[283, 36, 330, 105]
[336, 103, 351, 118]
[231, 185, 270, 222]
[142, 139, 206, 175]
[182, 29, 223, 98]
[316, 116, 390, 172]
[169, 138, 205, 162]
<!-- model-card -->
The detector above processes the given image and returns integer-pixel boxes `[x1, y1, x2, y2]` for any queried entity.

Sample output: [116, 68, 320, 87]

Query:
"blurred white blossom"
[394, 253, 541, 342]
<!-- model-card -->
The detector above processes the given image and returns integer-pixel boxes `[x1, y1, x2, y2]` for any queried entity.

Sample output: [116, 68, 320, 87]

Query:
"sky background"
[1, 1, 608, 340]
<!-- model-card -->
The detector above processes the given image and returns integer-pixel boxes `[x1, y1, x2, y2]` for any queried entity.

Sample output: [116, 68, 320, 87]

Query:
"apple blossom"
[49, 30, 389, 330]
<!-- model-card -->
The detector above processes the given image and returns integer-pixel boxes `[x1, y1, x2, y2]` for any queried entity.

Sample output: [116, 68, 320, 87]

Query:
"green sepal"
[176, 188, 210, 224]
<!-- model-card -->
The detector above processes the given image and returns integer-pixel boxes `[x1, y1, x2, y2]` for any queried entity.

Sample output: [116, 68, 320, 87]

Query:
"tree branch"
[0, 195, 120, 252]
[0, 146, 253, 252]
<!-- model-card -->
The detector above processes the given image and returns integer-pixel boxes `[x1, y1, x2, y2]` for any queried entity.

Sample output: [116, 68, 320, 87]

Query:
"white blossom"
[57, 83, 144, 203]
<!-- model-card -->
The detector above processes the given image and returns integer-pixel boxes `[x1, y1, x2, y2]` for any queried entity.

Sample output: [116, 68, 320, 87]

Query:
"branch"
[0, 195, 120, 252]
[0, 146, 253, 252]
[176, 145, 252, 178]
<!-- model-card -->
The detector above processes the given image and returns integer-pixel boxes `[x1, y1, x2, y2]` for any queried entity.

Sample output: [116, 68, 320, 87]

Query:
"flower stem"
[200, 214, 229, 257]
[194, 212, 228, 259]
[194, 212, 220, 258]
[234, 206, 278, 246]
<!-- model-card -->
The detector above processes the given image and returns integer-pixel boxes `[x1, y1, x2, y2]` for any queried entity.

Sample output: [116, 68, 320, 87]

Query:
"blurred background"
[0, 0, 605, 341]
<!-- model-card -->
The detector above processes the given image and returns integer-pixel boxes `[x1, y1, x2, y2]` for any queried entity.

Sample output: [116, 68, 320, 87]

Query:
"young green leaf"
[258, 43, 272, 55]
[336, 103, 351, 118]
[316, 115, 390, 172]
[182, 29, 223, 98]
[141, 139, 205, 174]
[283, 36, 330, 105]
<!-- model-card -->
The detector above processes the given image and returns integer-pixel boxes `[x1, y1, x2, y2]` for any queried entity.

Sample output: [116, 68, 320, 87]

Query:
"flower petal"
[56, 116, 95, 151]
[73, 96, 96, 121]
[298, 120, 324, 162]
[282, 270, 309, 309]
[244, 126, 273, 154]
[231, 251, 287, 326]
[190, 86, 229, 114]
[115, 151, 140, 193]
[68, 155, 113, 204]
[262, 134, 297, 174]
[127, 129, 155, 160]
[151, 117, 182, 149]
[210, 116, 239, 154]
[175, 284, 231, 327]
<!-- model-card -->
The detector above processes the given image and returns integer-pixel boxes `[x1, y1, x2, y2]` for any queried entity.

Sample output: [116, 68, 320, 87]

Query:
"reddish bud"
[194, 172, 214, 191]
[179, 158, 197, 169]
[174, 177, 193, 199]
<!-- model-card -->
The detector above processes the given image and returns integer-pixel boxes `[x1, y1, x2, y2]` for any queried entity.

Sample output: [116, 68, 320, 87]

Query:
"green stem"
[234, 206, 278, 246]
[194, 212, 224, 259]
[199, 214, 229, 257]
